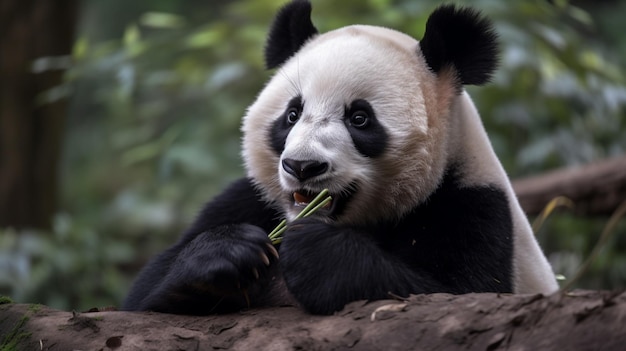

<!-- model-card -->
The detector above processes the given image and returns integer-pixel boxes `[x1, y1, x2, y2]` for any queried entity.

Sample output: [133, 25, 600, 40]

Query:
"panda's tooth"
[293, 192, 312, 205]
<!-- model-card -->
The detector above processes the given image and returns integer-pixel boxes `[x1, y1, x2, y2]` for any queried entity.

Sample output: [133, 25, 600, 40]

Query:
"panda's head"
[242, 0, 498, 225]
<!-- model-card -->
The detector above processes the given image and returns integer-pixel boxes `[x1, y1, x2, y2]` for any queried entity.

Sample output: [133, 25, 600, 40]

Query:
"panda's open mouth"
[291, 184, 357, 219]
[293, 191, 332, 209]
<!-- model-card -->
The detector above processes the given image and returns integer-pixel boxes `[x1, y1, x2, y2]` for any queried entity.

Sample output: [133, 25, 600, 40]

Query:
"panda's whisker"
[342, 182, 358, 197]
[280, 68, 302, 97]
[296, 56, 303, 96]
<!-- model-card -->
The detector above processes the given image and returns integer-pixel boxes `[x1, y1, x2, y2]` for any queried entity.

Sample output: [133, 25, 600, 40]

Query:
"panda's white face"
[242, 25, 456, 225]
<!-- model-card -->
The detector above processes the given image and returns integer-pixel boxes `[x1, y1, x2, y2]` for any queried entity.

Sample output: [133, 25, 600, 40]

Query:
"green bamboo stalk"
[268, 219, 287, 239]
[295, 189, 330, 219]
[302, 197, 332, 218]
[268, 189, 332, 244]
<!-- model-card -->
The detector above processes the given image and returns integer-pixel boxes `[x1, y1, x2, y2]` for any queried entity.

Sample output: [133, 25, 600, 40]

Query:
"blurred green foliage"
[0, 0, 625, 311]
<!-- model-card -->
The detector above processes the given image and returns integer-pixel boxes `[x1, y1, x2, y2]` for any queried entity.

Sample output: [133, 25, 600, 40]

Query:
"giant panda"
[123, 0, 559, 315]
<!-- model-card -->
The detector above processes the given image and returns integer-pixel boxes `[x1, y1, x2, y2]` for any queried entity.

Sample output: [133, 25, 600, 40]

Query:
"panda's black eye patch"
[344, 99, 388, 158]
[269, 95, 303, 155]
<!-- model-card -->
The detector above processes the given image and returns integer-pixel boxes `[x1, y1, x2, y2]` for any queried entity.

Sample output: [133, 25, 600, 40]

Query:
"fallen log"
[512, 155, 626, 216]
[1, 290, 625, 350]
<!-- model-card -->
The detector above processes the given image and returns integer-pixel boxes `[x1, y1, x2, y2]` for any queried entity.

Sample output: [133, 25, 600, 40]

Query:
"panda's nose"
[282, 159, 328, 181]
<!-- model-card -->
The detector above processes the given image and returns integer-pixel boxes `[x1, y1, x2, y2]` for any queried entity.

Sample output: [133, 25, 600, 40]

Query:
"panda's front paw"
[280, 217, 336, 250]
[158, 224, 279, 312]
[279, 218, 356, 314]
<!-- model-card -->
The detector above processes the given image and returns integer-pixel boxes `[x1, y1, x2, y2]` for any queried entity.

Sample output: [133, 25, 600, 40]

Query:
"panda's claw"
[266, 243, 279, 259]
[260, 252, 270, 266]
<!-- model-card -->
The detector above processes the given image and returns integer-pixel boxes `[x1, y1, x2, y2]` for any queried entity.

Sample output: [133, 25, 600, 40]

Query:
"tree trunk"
[512, 155, 626, 217]
[1, 290, 624, 350]
[0, 0, 77, 230]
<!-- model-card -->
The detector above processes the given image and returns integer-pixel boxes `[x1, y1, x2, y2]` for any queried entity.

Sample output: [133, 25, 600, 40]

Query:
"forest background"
[1, 0, 625, 311]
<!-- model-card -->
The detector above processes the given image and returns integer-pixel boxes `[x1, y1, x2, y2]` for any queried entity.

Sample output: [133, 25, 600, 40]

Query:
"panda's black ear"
[419, 5, 498, 86]
[264, 0, 318, 69]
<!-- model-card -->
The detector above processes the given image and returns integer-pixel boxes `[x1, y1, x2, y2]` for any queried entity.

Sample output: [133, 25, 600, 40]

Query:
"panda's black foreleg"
[279, 217, 444, 315]
[124, 223, 279, 315]
[123, 178, 284, 314]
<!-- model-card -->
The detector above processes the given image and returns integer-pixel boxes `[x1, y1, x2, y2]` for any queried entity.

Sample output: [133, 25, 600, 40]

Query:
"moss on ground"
[0, 315, 31, 351]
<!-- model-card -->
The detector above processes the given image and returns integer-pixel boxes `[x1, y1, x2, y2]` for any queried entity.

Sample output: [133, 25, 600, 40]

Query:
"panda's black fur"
[265, 0, 318, 69]
[123, 0, 556, 315]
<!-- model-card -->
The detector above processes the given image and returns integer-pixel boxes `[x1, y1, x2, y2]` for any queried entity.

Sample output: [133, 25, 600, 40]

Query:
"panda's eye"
[350, 111, 370, 129]
[286, 108, 300, 125]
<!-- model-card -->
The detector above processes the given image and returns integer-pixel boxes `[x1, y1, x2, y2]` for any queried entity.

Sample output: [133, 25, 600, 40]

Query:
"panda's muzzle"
[282, 158, 329, 182]
[281, 158, 355, 218]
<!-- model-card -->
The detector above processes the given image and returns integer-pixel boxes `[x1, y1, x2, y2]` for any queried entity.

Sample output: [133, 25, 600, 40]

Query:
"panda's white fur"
[123, 1, 558, 316]
[242, 24, 557, 294]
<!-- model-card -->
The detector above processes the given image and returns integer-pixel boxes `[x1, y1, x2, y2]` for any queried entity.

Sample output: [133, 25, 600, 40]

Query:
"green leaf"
[123, 24, 140, 46]
[140, 12, 186, 29]
[185, 27, 221, 49]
